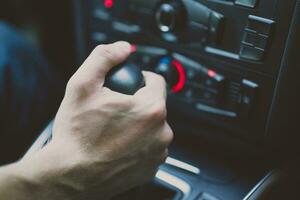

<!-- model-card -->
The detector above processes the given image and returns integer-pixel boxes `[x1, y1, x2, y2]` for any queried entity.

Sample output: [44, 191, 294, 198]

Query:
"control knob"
[155, 0, 187, 33]
[154, 56, 186, 93]
[104, 63, 145, 95]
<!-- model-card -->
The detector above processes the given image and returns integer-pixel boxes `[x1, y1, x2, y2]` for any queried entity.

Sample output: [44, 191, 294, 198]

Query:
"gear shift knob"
[104, 63, 145, 95]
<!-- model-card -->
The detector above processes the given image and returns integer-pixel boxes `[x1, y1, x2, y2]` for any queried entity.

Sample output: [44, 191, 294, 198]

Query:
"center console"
[72, 0, 299, 199]
[74, 0, 295, 142]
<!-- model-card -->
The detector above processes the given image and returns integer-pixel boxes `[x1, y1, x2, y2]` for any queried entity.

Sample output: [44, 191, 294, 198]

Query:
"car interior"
[1, 0, 300, 199]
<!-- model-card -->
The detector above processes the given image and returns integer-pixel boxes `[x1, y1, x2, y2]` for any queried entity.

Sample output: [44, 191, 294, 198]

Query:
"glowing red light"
[208, 70, 217, 78]
[130, 44, 137, 53]
[171, 60, 186, 93]
[104, 0, 114, 8]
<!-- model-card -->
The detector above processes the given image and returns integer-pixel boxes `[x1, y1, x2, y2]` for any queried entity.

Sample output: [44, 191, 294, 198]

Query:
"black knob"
[104, 63, 145, 95]
[155, 0, 186, 33]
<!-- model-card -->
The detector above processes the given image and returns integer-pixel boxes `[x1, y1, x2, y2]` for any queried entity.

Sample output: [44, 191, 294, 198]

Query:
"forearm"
[0, 163, 38, 200]
[0, 142, 115, 200]
[0, 41, 172, 200]
[0, 145, 78, 200]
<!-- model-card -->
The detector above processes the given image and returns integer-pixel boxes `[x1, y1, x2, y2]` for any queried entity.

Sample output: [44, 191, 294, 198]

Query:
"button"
[187, 21, 208, 43]
[242, 31, 269, 49]
[156, 3, 176, 32]
[239, 44, 265, 61]
[197, 89, 219, 106]
[246, 15, 275, 35]
[193, 69, 226, 106]
[241, 16, 274, 61]
[194, 86, 221, 106]
[209, 11, 225, 44]
[208, 74, 226, 105]
[209, 12, 224, 34]
[235, 0, 258, 8]
[239, 79, 258, 118]
[205, 74, 225, 91]
[112, 21, 141, 34]
[93, 9, 111, 21]
[183, 0, 211, 27]
[196, 103, 237, 118]
[181, 87, 194, 102]
[196, 192, 220, 200]
[227, 81, 242, 111]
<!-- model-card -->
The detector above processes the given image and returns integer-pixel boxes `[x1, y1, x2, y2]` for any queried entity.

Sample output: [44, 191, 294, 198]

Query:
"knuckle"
[149, 102, 167, 121]
[159, 128, 174, 147]
[66, 76, 96, 99]
[67, 77, 88, 92]
[141, 104, 166, 122]
[66, 76, 80, 92]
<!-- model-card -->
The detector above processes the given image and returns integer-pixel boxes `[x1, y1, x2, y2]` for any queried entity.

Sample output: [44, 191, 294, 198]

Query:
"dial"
[155, 0, 187, 33]
[154, 56, 186, 93]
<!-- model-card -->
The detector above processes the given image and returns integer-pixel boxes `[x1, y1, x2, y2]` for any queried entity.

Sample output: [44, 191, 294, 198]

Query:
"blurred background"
[0, 0, 78, 164]
[0, 0, 77, 79]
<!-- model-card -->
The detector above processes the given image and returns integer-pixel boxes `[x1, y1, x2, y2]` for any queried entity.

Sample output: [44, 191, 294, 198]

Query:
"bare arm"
[0, 41, 173, 200]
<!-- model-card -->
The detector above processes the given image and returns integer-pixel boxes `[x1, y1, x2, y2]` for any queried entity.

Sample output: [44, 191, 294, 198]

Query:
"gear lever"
[104, 62, 145, 95]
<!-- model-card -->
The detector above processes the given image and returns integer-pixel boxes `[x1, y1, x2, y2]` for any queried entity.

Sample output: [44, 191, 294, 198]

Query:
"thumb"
[74, 41, 131, 85]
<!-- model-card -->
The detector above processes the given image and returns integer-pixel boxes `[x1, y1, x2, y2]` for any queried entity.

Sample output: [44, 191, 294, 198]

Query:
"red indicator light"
[104, 0, 114, 8]
[208, 70, 216, 78]
[171, 60, 186, 93]
[130, 44, 137, 53]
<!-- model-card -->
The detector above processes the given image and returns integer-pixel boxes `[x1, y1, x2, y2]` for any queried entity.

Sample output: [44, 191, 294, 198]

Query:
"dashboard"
[0, 0, 299, 199]
[73, 0, 297, 146]
[70, 1, 300, 198]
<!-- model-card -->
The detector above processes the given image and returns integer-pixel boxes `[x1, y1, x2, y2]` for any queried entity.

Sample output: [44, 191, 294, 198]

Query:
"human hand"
[14, 41, 173, 200]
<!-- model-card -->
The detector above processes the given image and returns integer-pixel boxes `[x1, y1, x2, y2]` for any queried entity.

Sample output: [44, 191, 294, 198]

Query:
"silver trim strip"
[156, 170, 192, 200]
[196, 103, 237, 118]
[205, 46, 240, 60]
[165, 157, 200, 175]
[242, 171, 275, 200]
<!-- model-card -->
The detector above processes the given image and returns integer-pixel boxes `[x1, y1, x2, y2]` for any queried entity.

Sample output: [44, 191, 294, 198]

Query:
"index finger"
[73, 41, 132, 85]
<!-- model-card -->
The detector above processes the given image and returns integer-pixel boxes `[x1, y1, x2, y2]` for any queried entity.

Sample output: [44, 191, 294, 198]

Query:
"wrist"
[5, 143, 80, 200]
[21, 142, 83, 200]
[0, 162, 38, 200]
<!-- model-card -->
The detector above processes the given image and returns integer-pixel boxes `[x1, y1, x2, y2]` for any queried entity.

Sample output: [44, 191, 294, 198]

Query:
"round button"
[156, 4, 176, 32]
[155, 1, 186, 33]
